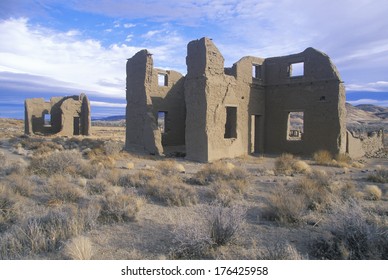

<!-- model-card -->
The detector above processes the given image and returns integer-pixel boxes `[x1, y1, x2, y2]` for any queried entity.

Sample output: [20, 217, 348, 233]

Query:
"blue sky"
[1, 0, 388, 119]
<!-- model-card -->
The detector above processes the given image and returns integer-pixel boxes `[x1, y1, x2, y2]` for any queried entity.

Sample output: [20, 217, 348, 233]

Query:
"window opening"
[44, 114, 51, 127]
[287, 112, 304, 141]
[158, 111, 167, 134]
[290, 62, 304, 77]
[224, 107, 237, 139]
[252, 64, 261, 79]
[158, 73, 168, 86]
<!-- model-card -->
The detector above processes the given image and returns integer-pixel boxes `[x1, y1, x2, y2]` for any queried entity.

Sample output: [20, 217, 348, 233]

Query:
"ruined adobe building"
[126, 37, 379, 162]
[25, 93, 91, 136]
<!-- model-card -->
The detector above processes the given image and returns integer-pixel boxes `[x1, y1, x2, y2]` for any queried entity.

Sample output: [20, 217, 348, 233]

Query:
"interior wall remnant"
[24, 93, 91, 136]
[346, 130, 384, 158]
[125, 50, 185, 155]
[125, 37, 375, 162]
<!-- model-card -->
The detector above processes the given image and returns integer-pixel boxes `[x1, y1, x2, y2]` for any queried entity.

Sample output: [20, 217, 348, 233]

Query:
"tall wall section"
[125, 50, 185, 155]
[185, 38, 265, 162]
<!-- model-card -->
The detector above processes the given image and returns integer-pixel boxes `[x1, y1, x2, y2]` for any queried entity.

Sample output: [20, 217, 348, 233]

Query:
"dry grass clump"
[4, 174, 34, 197]
[367, 168, 388, 183]
[118, 170, 157, 188]
[86, 179, 110, 195]
[63, 236, 93, 260]
[44, 175, 86, 203]
[98, 189, 143, 223]
[274, 153, 311, 175]
[310, 200, 388, 259]
[0, 206, 86, 259]
[29, 150, 84, 176]
[364, 185, 382, 201]
[313, 150, 333, 165]
[263, 184, 307, 225]
[193, 161, 248, 185]
[260, 241, 305, 260]
[208, 180, 248, 206]
[0, 185, 19, 228]
[156, 160, 185, 175]
[313, 150, 352, 167]
[143, 177, 198, 207]
[171, 204, 246, 259]
[118, 170, 197, 207]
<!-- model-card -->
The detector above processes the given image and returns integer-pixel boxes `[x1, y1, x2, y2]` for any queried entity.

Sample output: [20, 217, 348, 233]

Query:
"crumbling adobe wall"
[24, 94, 91, 136]
[125, 37, 349, 162]
[347, 130, 384, 158]
[150, 69, 185, 147]
[263, 48, 347, 156]
[125, 50, 185, 155]
[185, 38, 253, 162]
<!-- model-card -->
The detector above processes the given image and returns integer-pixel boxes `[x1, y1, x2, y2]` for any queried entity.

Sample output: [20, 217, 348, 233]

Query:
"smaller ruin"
[25, 93, 91, 136]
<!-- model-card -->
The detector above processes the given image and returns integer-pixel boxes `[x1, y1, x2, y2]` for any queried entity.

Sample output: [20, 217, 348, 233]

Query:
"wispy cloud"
[90, 101, 126, 107]
[348, 99, 388, 107]
[0, 18, 142, 98]
[346, 81, 388, 92]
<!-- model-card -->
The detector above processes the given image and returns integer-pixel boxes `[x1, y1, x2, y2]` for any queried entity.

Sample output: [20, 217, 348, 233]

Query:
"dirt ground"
[0, 118, 387, 260]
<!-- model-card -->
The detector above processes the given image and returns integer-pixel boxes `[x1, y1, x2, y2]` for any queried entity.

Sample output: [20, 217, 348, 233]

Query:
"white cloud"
[123, 23, 136, 28]
[346, 81, 388, 92]
[90, 101, 126, 107]
[348, 99, 388, 107]
[0, 18, 143, 98]
[125, 34, 133, 42]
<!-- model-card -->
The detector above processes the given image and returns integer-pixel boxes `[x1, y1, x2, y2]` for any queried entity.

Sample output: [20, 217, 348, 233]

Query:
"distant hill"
[346, 103, 382, 124]
[355, 104, 388, 119]
[92, 115, 125, 121]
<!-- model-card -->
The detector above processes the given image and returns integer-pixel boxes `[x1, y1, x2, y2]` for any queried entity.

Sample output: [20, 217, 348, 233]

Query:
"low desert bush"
[171, 204, 246, 259]
[118, 170, 158, 188]
[144, 178, 198, 207]
[364, 185, 382, 201]
[0, 186, 19, 227]
[103, 141, 123, 156]
[63, 236, 93, 260]
[208, 204, 246, 246]
[274, 154, 311, 175]
[274, 153, 295, 175]
[44, 175, 86, 203]
[98, 189, 143, 223]
[310, 200, 388, 259]
[86, 179, 110, 195]
[367, 168, 388, 183]
[207, 180, 248, 206]
[193, 161, 248, 185]
[313, 150, 333, 165]
[0, 206, 86, 259]
[260, 241, 305, 260]
[4, 174, 34, 197]
[313, 150, 352, 168]
[29, 150, 84, 176]
[156, 160, 185, 175]
[263, 184, 306, 225]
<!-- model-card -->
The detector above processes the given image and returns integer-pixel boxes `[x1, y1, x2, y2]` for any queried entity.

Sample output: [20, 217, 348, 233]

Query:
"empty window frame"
[252, 64, 262, 79]
[157, 111, 167, 134]
[224, 106, 237, 139]
[43, 113, 51, 127]
[287, 111, 304, 141]
[289, 62, 304, 77]
[158, 73, 168, 86]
